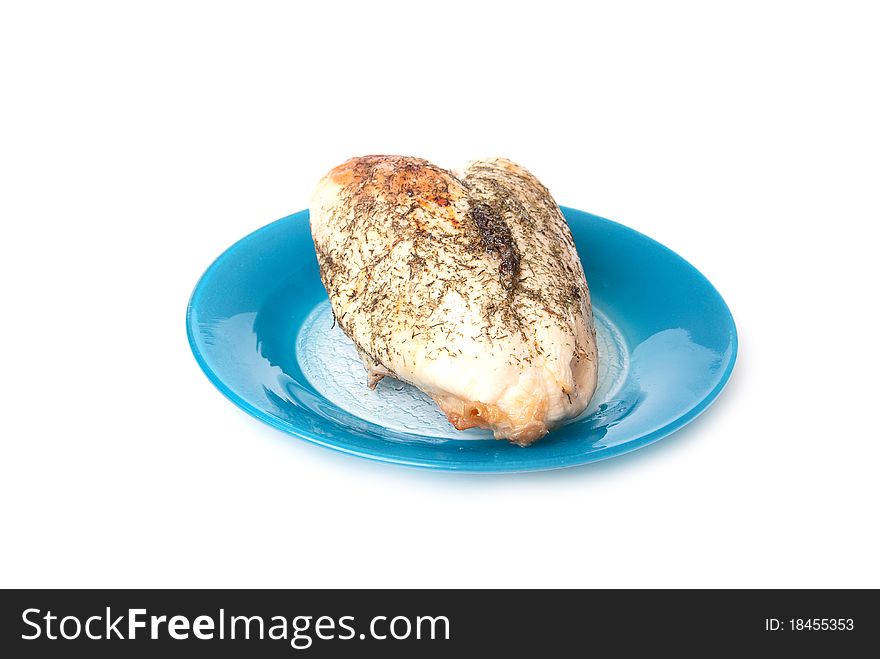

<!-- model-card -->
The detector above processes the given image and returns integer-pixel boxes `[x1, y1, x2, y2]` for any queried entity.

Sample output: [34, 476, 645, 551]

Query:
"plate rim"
[186, 207, 738, 473]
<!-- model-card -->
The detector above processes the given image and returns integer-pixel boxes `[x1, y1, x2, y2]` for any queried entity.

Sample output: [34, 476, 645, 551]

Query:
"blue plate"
[187, 208, 736, 472]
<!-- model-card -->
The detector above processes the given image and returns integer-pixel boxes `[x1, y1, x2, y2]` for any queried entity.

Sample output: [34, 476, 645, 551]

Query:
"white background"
[1, 1, 878, 588]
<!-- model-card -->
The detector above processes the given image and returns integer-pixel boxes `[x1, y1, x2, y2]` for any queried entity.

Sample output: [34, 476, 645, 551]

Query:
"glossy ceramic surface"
[187, 208, 737, 472]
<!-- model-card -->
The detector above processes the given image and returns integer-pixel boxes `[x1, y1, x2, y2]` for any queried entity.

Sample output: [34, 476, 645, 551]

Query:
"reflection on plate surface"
[187, 208, 737, 471]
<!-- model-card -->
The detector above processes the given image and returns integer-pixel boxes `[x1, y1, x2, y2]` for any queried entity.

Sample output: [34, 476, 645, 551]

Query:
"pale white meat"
[309, 156, 597, 445]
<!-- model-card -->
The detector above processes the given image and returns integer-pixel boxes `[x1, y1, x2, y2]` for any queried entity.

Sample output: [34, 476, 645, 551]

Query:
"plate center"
[295, 301, 629, 439]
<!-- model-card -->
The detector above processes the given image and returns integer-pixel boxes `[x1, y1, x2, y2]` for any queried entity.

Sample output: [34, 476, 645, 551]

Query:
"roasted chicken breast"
[309, 156, 597, 445]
